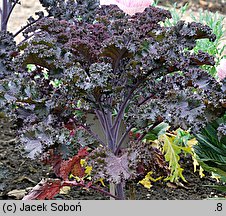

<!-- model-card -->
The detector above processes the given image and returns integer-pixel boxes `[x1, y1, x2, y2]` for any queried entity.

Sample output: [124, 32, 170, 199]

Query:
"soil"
[0, 118, 50, 200]
[159, 0, 226, 14]
[1, 0, 226, 200]
[1, 116, 226, 200]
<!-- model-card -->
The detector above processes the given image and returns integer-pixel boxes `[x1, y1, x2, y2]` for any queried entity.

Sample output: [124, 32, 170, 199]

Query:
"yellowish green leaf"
[69, 173, 82, 182]
[187, 138, 198, 147]
[199, 166, 205, 178]
[139, 178, 152, 189]
[95, 178, 106, 187]
[138, 171, 163, 189]
[192, 156, 199, 173]
[160, 134, 187, 182]
[192, 154, 205, 178]
[80, 159, 86, 167]
[85, 166, 92, 176]
[211, 173, 221, 182]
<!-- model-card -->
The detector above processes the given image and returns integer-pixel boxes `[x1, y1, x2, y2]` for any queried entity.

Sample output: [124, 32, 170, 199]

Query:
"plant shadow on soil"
[0, 118, 226, 200]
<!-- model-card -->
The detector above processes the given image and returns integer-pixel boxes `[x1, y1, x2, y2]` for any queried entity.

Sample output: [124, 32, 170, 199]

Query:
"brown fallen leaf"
[166, 182, 178, 189]
[7, 189, 26, 200]
[7, 187, 33, 199]
[177, 182, 192, 190]
[167, 182, 192, 190]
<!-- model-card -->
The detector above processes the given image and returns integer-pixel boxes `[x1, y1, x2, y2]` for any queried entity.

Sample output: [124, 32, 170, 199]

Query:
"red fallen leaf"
[71, 161, 85, 178]
[22, 179, 62, 200]
[77, 147, 89, 158]
[41, 149, 64, 178]
[56, 159, 75, 180]
[70, 147, 89, 178]
[42, 147, 90, 180]
[53, 147, 89, 180]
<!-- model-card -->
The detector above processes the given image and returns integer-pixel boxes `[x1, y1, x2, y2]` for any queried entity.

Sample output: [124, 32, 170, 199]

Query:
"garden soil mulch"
[1, 116, 226, 200]
[1, 0, 226, 200]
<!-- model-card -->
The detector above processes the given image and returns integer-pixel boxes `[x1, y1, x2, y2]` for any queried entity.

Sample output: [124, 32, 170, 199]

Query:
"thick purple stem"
[138, 93, 156, 107]
[2, 0, 19, 31]
[115, 125, 133, 155]
[111, 84, 140, 152]
[80, 124, 106, 146]
[112, 96, 129, 132]
[1, 0, 9, 31]
[99, 104, 115, 151]
[95, 110, 106, 132]
[112, 81, 142, 134]
[116, 182, 125, 200]
[90, 185, 120, 200]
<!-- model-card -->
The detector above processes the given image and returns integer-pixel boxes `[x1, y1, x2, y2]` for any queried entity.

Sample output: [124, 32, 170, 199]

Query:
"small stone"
[146, 193, 151, 198]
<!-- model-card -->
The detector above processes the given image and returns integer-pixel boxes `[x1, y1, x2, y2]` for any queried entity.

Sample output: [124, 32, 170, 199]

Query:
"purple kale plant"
[0, 0, 225, 199]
